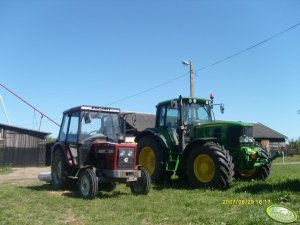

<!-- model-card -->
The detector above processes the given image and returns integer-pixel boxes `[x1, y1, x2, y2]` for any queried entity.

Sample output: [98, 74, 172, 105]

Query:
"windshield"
[79, 111, 120, 141]
[183, 103, 212, 125]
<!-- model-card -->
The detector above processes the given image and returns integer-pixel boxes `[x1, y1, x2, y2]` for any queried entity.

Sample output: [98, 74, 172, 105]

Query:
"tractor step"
[166, 158, 180, 172]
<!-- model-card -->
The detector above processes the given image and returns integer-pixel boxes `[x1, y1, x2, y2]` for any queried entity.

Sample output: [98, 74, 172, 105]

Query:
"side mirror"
[84, 112, 92, 124]
[220, 104, 225, 114]
[170, 100, 178, 109]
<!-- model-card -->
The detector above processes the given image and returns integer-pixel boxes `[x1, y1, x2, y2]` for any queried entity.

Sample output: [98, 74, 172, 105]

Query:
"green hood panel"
[199, 121, 253, 128]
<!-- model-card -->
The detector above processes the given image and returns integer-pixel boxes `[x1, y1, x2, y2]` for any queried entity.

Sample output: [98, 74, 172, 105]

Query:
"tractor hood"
[199, 121, 253, 128]
[192, 121, 254, 145]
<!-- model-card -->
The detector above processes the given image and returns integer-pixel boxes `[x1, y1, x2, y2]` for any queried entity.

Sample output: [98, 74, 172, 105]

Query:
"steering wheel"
[88, 130, 98, 135]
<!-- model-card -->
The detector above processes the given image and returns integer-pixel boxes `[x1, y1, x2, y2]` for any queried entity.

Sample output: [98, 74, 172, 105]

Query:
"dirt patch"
[0, 167, 50, 184]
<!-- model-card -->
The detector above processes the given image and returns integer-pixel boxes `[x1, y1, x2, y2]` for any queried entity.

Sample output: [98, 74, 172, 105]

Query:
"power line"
[106, 71, 189, 106]
[107, 21, 300, 106]
[196, 21, 300, 72]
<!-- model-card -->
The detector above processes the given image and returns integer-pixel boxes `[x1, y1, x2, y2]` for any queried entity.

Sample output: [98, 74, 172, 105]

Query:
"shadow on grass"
[22, 183, 54, 191]
[63, 190, 129, 199]
[20, 183, 130, 199]
[153, 178, 206, 191]
[234, 179, 300, 194]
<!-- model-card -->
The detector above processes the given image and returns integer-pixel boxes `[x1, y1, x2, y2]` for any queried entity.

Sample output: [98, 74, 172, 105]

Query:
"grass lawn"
[273, 154, 300, 164]
[0, 161, 300, 225]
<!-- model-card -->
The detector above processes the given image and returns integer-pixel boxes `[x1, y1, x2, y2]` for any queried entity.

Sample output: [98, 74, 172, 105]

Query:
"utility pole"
[189, 62, 194, 97]
[182, 60, 195, 97]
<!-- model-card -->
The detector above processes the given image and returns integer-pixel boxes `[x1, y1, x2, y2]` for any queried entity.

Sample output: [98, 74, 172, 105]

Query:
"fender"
[45, 141, 55, 166]
[135, 128, 169, 149]
[182, 137, 219, 163]
[52, 142, 74, 167]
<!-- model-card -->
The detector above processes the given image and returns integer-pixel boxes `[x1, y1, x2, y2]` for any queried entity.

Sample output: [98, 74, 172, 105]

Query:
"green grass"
[273, 154, 300, 164]
[0, 166, 12, 175]
[1, 163, 300, 225]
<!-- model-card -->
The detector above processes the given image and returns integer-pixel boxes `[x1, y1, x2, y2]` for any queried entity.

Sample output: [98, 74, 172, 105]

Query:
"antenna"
[0, 95, 11, 125]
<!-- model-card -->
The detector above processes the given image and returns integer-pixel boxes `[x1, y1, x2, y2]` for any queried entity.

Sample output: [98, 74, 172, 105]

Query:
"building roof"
[0, 123, 50, 136]
[125, 113, 155, 131]
[125, 113, 287, 140]
[251, 122, 287, 140]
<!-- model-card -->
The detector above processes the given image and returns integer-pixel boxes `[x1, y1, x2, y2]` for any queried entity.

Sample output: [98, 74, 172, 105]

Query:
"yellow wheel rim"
[139, 147, 155, 176]
[193, 154, 215, 183]
[238, 168, 257, 177]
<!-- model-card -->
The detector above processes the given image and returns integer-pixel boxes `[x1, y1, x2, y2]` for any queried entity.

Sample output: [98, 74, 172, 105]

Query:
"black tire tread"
[187, 142, 234, 189]
[130, 167, 151, 195]
[137, 136, 166, 184]
[78, 168, 98, 199]
[51, 150, 70, 190]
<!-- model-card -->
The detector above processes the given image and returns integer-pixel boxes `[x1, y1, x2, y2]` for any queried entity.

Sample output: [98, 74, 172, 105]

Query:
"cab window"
[66, 112, 79, 143]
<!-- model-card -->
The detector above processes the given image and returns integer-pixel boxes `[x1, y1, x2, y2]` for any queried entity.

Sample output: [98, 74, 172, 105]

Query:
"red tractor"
[45, 105, 151, 199]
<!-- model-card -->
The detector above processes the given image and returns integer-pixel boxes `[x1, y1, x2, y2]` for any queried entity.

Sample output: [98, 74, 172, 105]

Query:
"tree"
[286, 138, 300, 155]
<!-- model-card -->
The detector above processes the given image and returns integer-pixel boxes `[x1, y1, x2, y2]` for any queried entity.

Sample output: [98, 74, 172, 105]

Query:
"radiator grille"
[227, 126, 253, 147]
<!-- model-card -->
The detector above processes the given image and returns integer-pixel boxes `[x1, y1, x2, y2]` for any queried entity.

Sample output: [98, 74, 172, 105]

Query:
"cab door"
[157, 104, 180, 147]
[58, 112, 80, 166]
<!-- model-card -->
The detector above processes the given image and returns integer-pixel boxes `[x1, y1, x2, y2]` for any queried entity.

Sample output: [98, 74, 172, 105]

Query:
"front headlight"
[119, 148, 134, 157]
[119, 149, 126, 157]
[127, 149, 133, 157]
[239, 135, 254, 143]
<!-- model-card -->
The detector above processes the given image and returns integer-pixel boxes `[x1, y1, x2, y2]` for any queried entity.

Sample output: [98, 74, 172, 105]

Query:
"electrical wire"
[107, 71, 189, 106]
[107, 21, 300, 106]
[195, 21, 300, 72]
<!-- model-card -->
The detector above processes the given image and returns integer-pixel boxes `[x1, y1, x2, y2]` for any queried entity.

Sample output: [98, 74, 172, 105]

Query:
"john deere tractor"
[135, 95, 281, 189]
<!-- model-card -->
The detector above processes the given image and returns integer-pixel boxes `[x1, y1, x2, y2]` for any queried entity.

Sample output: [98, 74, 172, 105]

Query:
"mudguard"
[135, 128, 169, 150]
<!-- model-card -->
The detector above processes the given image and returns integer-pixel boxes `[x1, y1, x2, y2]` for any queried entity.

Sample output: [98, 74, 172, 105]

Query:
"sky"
[0, 0, 300, 139]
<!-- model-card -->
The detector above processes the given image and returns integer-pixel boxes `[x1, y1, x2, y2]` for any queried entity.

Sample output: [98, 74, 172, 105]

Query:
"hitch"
[254, 151, 283, 167]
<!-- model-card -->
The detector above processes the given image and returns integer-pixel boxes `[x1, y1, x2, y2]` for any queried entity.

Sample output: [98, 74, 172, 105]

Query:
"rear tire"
[78, 168, 98, 199]
[137, 136, 166, 183]
[255, 145, 272, 180]
[51, 150, 70, 189]
[187, 142, 234, 189]
[130, 167, 151, 195]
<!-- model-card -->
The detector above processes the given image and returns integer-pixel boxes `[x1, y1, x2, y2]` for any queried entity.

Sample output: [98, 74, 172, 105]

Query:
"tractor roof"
[157, 96, 209, 107]
[63, 105, 120, 115]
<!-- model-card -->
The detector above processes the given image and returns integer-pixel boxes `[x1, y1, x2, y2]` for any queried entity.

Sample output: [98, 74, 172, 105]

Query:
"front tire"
[187, 142, 234, 189]
[78, 168, 98, 199]
[237, 145, 271, 180]
[130, 167, 151, 195]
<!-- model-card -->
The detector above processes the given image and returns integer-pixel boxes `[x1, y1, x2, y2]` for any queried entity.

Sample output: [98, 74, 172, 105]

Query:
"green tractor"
[135, 95, 281, 189]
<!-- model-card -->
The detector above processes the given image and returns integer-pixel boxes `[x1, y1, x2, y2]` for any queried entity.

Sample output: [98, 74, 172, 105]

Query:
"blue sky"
[0, 0, 299, 139]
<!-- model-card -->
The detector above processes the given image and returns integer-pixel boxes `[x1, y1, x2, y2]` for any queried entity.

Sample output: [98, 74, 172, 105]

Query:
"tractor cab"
[57, 106, 124, 167]
[155, 96, 215, 150]
[59, 106, 123, 144]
